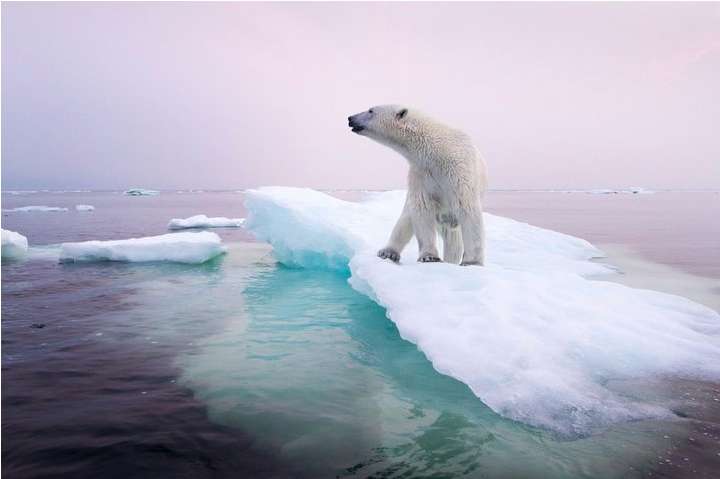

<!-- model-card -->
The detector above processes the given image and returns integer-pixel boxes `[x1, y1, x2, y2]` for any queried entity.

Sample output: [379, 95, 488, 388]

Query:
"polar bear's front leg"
[460, 207, 485, 266]
[377, 203, 413, 263]
[411, 206, 441, 263]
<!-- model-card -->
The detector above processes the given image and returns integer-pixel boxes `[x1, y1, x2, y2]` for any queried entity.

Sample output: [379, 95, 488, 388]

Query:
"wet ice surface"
[2, 190, 719, 478]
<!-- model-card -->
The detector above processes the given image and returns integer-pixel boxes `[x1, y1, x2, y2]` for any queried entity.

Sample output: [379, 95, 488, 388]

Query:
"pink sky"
[2, 2, 719, 190]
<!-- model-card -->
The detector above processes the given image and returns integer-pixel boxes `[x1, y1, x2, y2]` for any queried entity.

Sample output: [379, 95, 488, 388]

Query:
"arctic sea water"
[2, 190, 719, 478]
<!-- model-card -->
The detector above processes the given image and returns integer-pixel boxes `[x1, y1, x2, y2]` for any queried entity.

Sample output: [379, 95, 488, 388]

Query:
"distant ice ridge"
[175, 189, 206, 194]
[3, 190, 92, 195]
[244, 187, 720, 436]
[5, 190, 39, 195]
[586, 187, 654, 195]
[2, 229, 29, 259]
[59, 232, 226, 264]
[4, 205, 68, 212]
[168, 214, 244, 230]
[124, 188, 159, 196]
[75, 204, 95, 211]
[493, 187, 656, 194]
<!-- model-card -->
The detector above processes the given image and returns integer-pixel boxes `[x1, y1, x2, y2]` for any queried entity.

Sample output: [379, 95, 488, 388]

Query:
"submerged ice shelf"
[59, 231, 226, 264]
[244, 187, 720, 436]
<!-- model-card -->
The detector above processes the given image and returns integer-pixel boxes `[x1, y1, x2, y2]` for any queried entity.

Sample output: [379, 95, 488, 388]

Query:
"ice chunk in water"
[2, 229, 29, 259]
[168, 214, 244, 230]
[75, 204, 95, 211]
[244, 187, 720, 435]
[59, 232, 226, 264]
[124, 188, 159, 196]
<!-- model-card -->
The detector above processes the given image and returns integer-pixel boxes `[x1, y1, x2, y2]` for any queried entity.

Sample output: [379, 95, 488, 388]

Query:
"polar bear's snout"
[348, 113, 367, 133]
[348, 117, 364, 133]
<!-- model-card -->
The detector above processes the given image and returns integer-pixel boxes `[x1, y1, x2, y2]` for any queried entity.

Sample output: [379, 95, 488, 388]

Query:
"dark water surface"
[2, 190, 719, 478]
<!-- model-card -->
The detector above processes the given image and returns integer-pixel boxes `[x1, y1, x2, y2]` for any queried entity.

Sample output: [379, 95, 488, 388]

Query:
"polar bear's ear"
[396, 108, 408, 119]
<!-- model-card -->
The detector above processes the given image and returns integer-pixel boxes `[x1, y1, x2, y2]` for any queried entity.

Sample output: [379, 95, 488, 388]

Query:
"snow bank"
[59, 232, 226, 264]
[244, 187, 720, 436]
[4, 205, 68, 212]
[168, 214, 244, 230]
[2, 229, 29, 259]
[75, 204, 95, 211]
[124, 188, 159, 196]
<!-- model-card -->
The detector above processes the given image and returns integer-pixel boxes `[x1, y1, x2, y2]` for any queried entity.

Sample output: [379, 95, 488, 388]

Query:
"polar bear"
[348, 105, 487, 265]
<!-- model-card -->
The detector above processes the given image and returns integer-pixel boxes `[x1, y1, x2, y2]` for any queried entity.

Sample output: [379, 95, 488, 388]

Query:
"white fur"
[349, 105, 487, 265]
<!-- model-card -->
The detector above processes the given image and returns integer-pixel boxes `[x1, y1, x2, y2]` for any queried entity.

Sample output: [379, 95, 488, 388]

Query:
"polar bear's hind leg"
[440, 225, 463, 264]
[460, 208, 485, 266]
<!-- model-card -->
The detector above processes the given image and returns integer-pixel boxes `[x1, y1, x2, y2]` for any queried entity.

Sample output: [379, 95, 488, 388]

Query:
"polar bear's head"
[348, 105, 414, 152]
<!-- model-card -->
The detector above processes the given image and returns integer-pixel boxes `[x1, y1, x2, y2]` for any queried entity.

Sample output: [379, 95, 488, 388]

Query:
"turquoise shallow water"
[3, 191, 718, 478]
[175, 245, 692, 478]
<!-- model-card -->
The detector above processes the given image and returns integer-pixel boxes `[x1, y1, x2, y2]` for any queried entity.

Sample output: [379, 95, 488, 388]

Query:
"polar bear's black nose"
[348, 115, 364, 133]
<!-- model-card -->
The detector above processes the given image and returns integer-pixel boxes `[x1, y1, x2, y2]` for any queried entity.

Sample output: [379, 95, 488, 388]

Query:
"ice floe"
[4, 205, 68, 212]
[168, 214, 244, 230]
[59, 232, 226, 264]
[124, 188, 160, 196]
[244, 187, 720, 436]
[75, 204, 95, 211]
[1, 229, 29, 259]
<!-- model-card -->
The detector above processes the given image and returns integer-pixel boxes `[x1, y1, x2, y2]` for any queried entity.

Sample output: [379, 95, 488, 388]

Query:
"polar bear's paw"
[377, 247, 401, 263]
[418, 252, 442, 263]
[460, 260, 483, 266]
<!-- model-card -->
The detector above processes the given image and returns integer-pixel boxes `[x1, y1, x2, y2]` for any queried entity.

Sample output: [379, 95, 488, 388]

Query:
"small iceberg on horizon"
[168, 214, 244, 230]
[4, 205, 68, 212]
[244, 187, 720, 436]
[2, 229, 29, 259]
[59, 231, 226, 264]
[124, 188, 160, 196]
[75, 204, 95, 211]
[626, 186, 654, 194]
